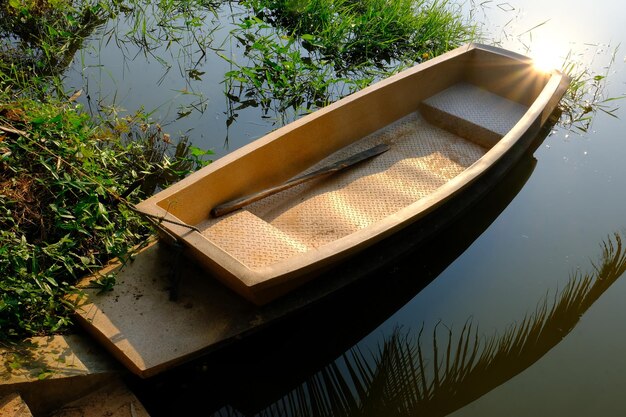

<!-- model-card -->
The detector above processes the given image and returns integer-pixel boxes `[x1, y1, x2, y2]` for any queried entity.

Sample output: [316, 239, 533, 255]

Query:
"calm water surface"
[66, 0, 626, 415]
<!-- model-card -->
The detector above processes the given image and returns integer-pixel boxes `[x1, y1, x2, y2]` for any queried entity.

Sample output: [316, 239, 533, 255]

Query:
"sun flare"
[530, 41, 566, 73]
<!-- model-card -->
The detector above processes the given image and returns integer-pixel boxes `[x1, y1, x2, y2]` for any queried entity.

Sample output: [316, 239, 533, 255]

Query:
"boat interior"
[197, 88, 526, 270]
[141, 45, 556, 297]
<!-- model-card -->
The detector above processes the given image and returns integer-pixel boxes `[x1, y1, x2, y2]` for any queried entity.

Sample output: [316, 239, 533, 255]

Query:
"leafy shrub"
[0, 99, 210, 340]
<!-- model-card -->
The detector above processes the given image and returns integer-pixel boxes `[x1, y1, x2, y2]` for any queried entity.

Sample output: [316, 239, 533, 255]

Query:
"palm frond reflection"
[223, 233, 626, 417]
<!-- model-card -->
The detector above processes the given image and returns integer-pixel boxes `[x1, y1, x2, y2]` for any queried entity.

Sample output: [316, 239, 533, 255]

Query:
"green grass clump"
[243, 0, 475, 69]
[0, 0, 215, 342]
[223, 0, 476, 121]
[0, 98, 209, 341]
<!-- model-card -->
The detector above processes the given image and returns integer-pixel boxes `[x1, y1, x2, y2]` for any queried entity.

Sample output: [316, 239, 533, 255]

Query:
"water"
[65, 0, 626, 415]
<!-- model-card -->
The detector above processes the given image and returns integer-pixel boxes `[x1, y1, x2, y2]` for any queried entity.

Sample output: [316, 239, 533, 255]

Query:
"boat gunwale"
[137, 43, 569, 298]
[239, 73, 567, 286]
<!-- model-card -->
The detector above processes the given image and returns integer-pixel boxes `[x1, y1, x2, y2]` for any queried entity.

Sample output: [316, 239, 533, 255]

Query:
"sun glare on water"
[530, 41, 567, 73]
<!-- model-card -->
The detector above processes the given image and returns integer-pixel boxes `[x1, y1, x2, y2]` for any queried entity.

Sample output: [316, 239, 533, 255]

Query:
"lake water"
[66, 0, 626, 415]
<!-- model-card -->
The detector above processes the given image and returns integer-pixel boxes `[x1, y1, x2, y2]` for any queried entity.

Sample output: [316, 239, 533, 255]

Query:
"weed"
[221, 17, 356, 117]
[222, 0, 477, 121]
[242, 0, 476, 67]
[89, 273, 116, 294]
[559, 46, 626, 133]
[0, 98, 210, 341]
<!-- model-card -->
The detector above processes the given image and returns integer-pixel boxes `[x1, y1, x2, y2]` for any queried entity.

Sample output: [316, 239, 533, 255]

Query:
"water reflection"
[74, 0, 222, 124]
[208, 232, 626, 417]
[0, 1, 105, 80]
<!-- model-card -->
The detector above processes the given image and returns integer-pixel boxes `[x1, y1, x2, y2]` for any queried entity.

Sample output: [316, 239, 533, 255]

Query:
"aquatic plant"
[95, 0, 221, 76]
[243, 0, 476, 69]
[558, 46, 626, 133]
[221, 16, 368, 119]
[222, 0, 477, 123]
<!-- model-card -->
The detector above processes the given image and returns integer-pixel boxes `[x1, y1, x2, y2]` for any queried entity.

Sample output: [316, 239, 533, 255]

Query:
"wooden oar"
[211, 143, 390, 218]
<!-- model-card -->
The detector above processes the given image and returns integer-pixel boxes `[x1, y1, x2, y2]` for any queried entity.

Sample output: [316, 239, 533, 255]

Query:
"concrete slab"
[72, 240, 321, 378]
[0, 334, 120, 415]
[0, 393, 32, 417]
[49, 379, 150, 417]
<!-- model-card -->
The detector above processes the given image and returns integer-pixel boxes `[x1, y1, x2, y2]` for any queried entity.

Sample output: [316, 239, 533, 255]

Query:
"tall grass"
[222, 0, 477, 123]
[0, 0, 214, 342]
[244, 0, 476, 68]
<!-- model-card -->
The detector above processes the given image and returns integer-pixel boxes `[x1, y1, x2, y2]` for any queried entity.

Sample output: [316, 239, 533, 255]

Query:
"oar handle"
[210, 143, 390, 218]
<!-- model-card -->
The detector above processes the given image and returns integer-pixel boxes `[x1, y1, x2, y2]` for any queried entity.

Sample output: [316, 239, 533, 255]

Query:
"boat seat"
[419, 82, 529, 148]
[199, 210, 310, 270]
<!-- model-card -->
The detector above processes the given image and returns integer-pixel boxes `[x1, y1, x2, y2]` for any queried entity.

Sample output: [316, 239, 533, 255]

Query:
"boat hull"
[137, 43, 570, 305]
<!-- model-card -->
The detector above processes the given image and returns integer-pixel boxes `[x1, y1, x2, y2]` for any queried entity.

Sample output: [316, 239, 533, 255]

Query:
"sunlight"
[530, 40, 566, 73]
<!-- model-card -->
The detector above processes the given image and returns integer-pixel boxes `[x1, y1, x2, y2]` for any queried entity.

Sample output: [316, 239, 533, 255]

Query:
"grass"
[0, 0, 213, 342]
[220, 16, 368, 118]
[222, 0, 477, 122]
[0, 99, 210, 340]
[244, 0, 474, 68]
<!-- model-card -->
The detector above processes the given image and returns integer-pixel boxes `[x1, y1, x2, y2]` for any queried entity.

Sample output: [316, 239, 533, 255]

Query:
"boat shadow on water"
[124, 120, 624, 417]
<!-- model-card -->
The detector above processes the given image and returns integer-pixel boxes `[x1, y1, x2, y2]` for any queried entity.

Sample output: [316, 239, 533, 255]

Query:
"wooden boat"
[74, 142, 541, 378]
[137, 43, 570, 305]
